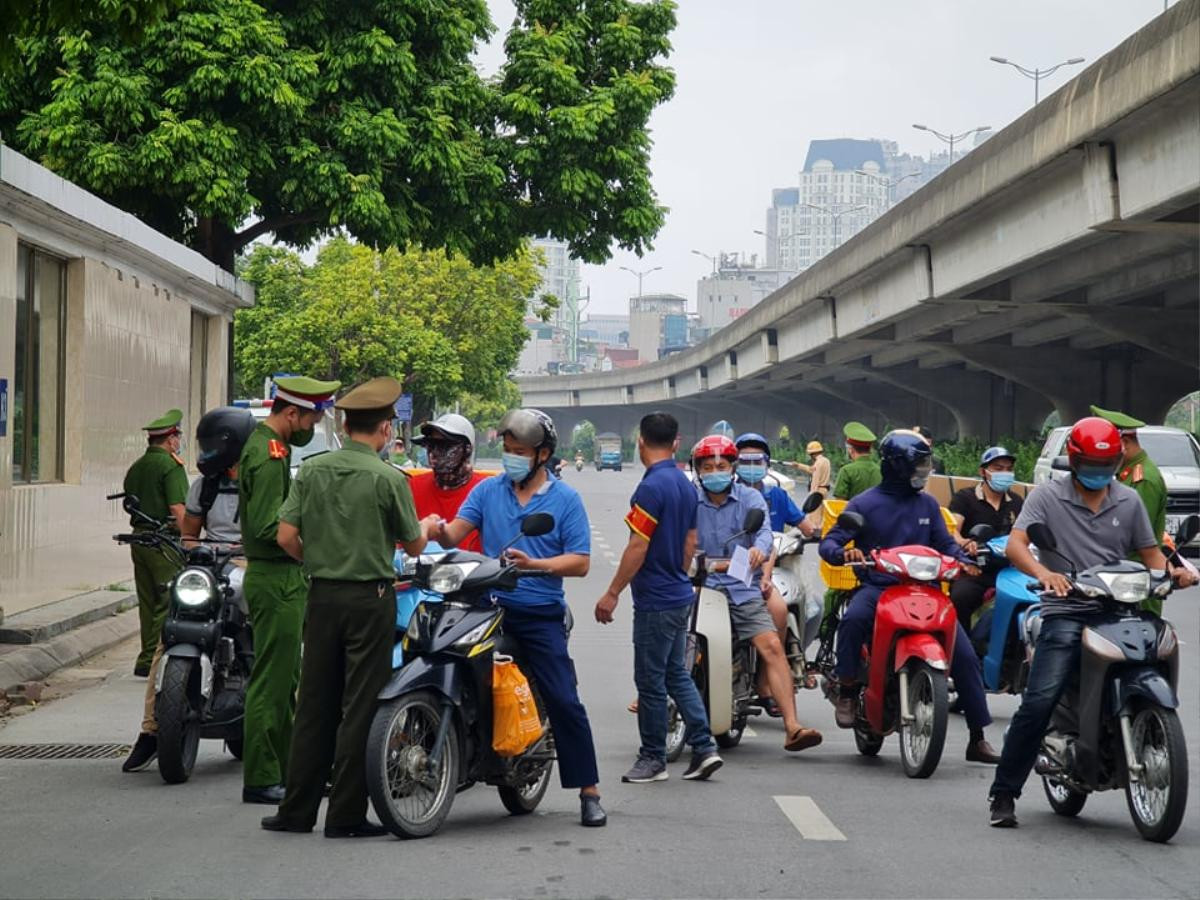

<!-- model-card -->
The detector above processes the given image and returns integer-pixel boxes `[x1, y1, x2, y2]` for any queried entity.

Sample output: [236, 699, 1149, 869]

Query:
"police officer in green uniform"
[832, 421, 880, 501]
[262, 377, 438, 837]
[239, 376, 341, 804]
[1092, 406, 1169, 614]
[123, 409, 189, 676]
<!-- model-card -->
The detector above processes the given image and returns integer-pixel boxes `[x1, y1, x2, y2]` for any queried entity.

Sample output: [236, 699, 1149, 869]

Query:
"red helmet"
[1066, 417, 1122, 468]
[691, 434, 738, 466]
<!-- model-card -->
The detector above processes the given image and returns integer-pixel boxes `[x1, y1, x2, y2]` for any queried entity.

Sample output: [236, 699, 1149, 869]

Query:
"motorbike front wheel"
[898, 662, 948, 779]
[366, 691, 460, 839]
[1042, 777, 1087, 817]
[664, 698, 686, 763]
[1124, 705, 1188, 843]
[155, 657, 201, 784]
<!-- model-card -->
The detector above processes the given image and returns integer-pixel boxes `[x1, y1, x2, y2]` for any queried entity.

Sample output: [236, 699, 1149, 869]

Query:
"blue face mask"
[701, 472, 733, 494]
[738, 464, 767, 484]
[986, 471, 1015, 493]
[502, 452, 533, 483]
[1076, 470, 1114, 491]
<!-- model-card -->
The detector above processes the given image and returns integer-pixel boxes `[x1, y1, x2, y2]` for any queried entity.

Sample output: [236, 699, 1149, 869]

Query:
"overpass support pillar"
[857, 366, 998, 441]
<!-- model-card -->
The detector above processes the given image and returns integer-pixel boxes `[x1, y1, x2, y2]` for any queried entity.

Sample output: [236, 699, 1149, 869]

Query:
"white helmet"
[417, 413, 477, 464]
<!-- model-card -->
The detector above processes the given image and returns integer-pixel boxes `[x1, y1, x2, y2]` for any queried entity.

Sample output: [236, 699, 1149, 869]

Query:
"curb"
[0, 608, 140, 692]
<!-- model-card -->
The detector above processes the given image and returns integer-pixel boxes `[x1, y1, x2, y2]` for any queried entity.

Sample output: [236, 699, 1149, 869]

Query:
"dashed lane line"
[773, 796, 847, 841]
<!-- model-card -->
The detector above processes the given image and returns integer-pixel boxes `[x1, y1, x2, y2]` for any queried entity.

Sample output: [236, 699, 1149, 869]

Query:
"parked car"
[235, 399, 342, 476]
[1034, 424, 1200, 554]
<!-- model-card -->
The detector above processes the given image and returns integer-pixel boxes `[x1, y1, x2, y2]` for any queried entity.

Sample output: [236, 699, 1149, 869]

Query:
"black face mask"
[429, 441, 471, 489]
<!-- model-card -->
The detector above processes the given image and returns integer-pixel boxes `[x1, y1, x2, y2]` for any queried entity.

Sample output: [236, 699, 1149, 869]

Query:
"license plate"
[1166, 514, 1193, 542]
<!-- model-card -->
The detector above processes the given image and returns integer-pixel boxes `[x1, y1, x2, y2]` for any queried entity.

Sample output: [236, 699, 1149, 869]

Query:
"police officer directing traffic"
[832, 422, 881, 501]
[262, 376, 438, 837]
[239, 375, 341, 805]
[123, 408, 189, 676]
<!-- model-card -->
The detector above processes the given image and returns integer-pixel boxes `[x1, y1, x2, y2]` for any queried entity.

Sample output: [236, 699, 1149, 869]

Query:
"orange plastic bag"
[492, 656, 544, 757]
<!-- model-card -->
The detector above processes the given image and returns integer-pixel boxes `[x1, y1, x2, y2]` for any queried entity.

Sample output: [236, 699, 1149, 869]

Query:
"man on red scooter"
[819, 430, 1000, 763]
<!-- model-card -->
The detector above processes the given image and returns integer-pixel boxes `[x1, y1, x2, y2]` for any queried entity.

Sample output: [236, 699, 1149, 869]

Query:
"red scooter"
[833, 511, 963, 778]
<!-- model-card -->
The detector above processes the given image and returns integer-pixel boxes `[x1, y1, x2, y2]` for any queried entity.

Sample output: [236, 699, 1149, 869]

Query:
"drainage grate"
[0, 743, 130, 760]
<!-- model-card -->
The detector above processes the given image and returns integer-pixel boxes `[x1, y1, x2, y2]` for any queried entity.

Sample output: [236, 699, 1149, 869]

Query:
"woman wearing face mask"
[948, 447, 1024, 631]
[408, 414, 487, 552]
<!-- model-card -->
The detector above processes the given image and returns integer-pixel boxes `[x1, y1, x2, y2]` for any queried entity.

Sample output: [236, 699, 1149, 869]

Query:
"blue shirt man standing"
[596, 413, 724, 784]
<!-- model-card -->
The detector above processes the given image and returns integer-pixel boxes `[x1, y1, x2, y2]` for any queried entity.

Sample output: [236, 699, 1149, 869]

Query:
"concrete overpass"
[519, 1, 1200, 445]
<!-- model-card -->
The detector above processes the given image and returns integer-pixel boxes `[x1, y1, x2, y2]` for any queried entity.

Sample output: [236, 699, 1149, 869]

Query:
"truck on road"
[595, 432, 623, 471]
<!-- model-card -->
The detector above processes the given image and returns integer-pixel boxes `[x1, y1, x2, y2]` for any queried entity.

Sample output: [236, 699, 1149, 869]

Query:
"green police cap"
[843, 421, 877, 446]
[335, 376, 403, 412]
[144, 408, 183, 437]
[274, 376, 342, 411]
[1089, 405, 1145, 433]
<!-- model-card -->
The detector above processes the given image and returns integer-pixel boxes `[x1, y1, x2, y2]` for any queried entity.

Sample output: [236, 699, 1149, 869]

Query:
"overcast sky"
[479, 0, 1173, 316]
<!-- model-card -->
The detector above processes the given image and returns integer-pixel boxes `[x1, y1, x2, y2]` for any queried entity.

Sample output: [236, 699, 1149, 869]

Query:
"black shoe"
[989, 793, 1018, 828]
[133, 664, 151, 677]
[242, 784, 286, 804]
[261, 815, 312, 834]
[121, 733, 158, 772]
[580, 794, 607, 827]
[682, 750, 723, 781]
[966, 739, 1001, 764]
[325, 821, 388, 838]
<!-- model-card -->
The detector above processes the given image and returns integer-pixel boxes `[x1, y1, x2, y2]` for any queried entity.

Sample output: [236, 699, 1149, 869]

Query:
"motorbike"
[575, 456, 584, 472]
[966, 527, 1040, 694]
[1023, 516, 1197, 843]
[391, 543, 448, 669]
[108, 492, 252, 784]
[365, 513, 562, 839]
[771, 527, 823, 690]
[826, 509, 964, 778]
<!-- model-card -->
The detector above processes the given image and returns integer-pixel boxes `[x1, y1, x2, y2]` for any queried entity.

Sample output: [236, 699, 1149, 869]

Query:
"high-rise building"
[695, 252, 790, 339]
[527, 237, 581, 366]
[628, 293, 688, 363]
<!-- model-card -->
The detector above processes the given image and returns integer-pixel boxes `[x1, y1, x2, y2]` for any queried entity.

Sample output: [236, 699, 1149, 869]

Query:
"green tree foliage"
[0, 0, 677, 269]
[235, 237, 543, 415]
[0, 1, 176, 65]
[571, 420, 596, 457]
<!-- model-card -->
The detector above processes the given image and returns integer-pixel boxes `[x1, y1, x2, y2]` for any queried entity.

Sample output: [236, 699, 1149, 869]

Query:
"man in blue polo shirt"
[435, 408, 606, 828]
[596, 413, 723, 785]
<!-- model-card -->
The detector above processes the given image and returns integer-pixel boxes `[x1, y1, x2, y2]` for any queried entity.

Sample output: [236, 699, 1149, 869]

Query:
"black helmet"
[497, 408, 558, 455]
[196, 407, 256, 477]
[879, 430, 933, 491]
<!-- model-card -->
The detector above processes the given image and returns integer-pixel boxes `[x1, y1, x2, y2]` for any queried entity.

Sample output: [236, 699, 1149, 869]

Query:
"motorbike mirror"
[968, 523, 996, 541]
[837, 511, 865, 535]
[521, 512, 555, 538]
[1174, 514, 1199, 548]
[1026, 522, 1057, 551]
[800, 492, 824, 515]
[1050, 455, 1071, 472]
[743, 508, 765, 534]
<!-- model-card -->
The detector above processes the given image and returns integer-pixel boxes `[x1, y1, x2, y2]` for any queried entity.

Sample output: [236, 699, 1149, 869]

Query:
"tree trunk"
[196, 216, 239, 272]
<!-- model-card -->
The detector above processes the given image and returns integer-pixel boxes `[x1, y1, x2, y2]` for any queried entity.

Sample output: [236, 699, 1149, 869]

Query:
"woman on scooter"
[818, 430, 1000, 764]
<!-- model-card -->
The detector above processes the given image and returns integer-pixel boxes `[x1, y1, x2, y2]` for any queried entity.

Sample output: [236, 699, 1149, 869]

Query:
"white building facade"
[695, 253, 790, 339]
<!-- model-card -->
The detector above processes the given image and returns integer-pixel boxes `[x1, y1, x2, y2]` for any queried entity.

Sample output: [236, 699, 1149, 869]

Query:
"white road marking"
[773, 796, 846, 841]
[742, 726, 757, 738]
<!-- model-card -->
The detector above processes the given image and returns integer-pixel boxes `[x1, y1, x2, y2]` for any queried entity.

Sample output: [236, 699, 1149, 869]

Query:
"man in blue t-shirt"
[596, 413, 723, 785]
[435, 408, 606, 828]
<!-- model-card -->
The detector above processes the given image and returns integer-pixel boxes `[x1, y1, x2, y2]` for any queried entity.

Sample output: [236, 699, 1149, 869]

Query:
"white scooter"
[772, 492, 828, 689]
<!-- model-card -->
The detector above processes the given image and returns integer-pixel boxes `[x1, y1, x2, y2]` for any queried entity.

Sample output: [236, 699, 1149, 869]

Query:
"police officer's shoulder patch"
[268, 439, 289, 460]
[170, 452, 185, 466]
[1131, 464, 1145, 483]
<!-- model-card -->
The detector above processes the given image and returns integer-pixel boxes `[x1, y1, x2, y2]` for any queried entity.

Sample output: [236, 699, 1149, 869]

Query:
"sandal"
[784, 726, 823, 752]
[757, 696, 783, 718]
[627, 698, 639, 714]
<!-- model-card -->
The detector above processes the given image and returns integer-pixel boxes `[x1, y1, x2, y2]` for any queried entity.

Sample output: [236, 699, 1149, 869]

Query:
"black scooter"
[365, 513, 562, 838]
[1025, 516, 1198, 843]
[109, 493, 253, 783]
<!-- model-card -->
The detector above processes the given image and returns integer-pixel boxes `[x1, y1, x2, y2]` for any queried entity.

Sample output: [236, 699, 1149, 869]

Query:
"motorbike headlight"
[1098, 571, 1150, 605]
[898, 552, 941, 582]
[452, 619, 497, 652]
[405, 606, 425, 642]
[428, 562, 479, 595]
[173, 568, 216, 609]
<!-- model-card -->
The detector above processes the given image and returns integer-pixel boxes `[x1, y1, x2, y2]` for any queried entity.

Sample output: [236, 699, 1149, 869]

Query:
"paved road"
[1, 466, 1197, 899]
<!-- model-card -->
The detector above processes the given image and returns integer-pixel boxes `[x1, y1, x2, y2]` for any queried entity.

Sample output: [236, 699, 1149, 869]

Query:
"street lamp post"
[690, 249, 718, 275]
[619, 265, 662, 299]
[912, 123, 992, 166]
[752, 229, 805, 270]
[803, 202, 867, 255]
[854, 169, 923, 205]
[990, 55, 1085, 104]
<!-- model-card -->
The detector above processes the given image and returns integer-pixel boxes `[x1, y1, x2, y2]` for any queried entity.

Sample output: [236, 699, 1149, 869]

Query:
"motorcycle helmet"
[735, 432, 771, 457]
[1065, 417, 1122, 486]
[691, 434, 738, 467]
[196, 407, 256, 477]
[980, 446, 1015, 468]
[879, 430, 933, 491]
[416, 413, 477, 465]
[497, 408, 558, 455]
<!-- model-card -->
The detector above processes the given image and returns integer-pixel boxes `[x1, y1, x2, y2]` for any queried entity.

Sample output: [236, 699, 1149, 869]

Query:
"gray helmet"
[416, 413, 477, 464]
[497, 408, 558, 455]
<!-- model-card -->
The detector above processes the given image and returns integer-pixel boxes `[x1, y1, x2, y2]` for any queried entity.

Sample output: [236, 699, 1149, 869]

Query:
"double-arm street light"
[990, 55, 1085, 104]
[752, 229, 805, 270]
[804, 202, 866, 253]
[619, 265, 662, 298]
[912, 124, 992, 166]
[690, 249, 718, 275]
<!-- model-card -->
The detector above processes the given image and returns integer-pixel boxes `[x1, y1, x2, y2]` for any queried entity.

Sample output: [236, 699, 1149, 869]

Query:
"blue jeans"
[835, 584, 993, 731]
[633, 603, 717, 762]
[991, 615, 1085, 798]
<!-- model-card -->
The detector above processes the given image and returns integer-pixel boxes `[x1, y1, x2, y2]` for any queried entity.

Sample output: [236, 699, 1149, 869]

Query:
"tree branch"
[234, 212, 322, 250]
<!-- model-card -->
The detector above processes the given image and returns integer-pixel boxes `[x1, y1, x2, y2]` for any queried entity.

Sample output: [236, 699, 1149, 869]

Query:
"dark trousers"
[278, 579, 394, 829]
[633, 603, 716, 762]
[991, 615, 1084, 798]
[502, 604, 600, 789]
[131, 543, 179, 671]
[950, 573, 995, 631]
[835, 585, 992, 731]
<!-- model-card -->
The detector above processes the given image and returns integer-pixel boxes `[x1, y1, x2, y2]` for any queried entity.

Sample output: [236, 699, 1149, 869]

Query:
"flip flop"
[757, 696, 783, 718]
[785, 727, 823, 752]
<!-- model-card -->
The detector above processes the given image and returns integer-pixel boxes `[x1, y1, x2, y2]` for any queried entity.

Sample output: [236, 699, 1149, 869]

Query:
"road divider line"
[773, 796, 846, 841]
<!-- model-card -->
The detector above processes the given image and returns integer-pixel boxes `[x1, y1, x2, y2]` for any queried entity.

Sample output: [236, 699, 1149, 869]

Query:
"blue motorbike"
[391, 542, 447, 668]
[969, 533, 1040, 695]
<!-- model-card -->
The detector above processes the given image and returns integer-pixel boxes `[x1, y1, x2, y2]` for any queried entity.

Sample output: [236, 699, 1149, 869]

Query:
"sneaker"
[621, 756, 668, 784]
[681, 750, 723, 781]
[989, 793, 1018, 828]
[121, 733, 158, 772]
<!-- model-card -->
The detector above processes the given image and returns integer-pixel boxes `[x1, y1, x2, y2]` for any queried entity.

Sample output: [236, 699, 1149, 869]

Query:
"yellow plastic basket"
[818, 499, 960, 592]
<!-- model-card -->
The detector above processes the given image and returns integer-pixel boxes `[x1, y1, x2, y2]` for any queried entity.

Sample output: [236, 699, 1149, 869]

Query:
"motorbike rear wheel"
[898, 662, 948, 779]
[498, 760, 554, 815]
[156, 657, 201, 785]
[716, 716, 747, 749]
[1042, 777, 1087, 817]
[664, 698, 686, 763]
[854, 723, 884, 757]
[224, 736, 244, 760]
[1124, 705, 1188, 843]
[366, 691, 460, 839]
